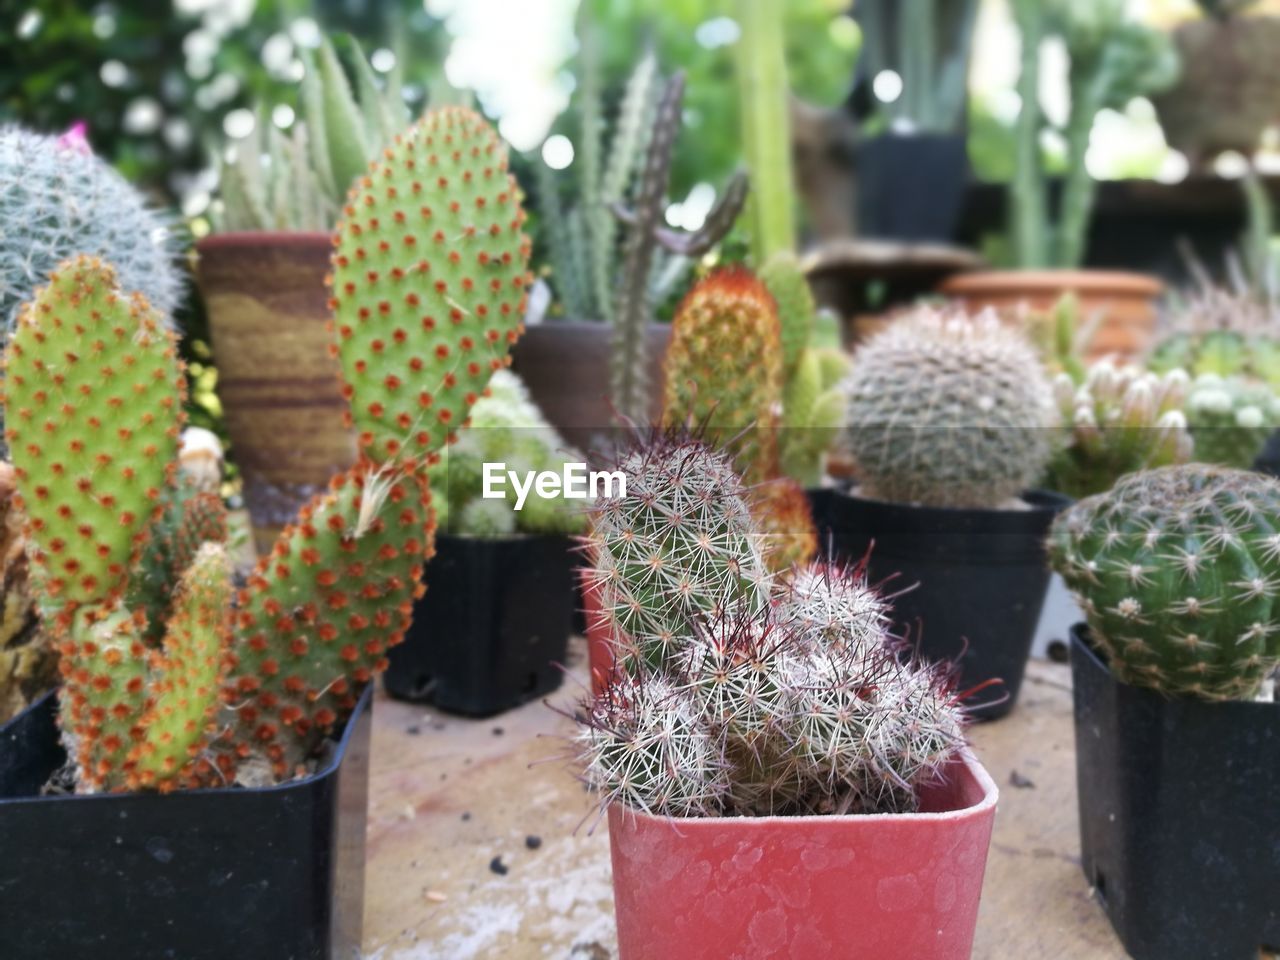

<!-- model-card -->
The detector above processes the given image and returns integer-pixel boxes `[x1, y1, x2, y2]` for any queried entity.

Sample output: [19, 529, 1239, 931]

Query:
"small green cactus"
[576, 434, 968, 817]
[846, 307, 1056, 509]
[1045, 360, 1192, 499]
[1184, 372, 1280, 469]
[1148, 283, 1280, 390]
[1049, 463, 1280, 700]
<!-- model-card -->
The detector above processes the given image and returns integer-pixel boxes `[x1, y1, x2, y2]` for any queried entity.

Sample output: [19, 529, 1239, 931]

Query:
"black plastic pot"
[0, 687, 372, 960]
[856, 133, 970, 243]
[385, 533, 574, 716]
[1070, 625, 1279, 960]
[821, 488, 1070, 719]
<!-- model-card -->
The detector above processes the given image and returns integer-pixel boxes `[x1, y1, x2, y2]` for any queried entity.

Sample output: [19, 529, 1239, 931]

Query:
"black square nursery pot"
[0, 686, 373, 960]
[384, 533, 574, 716]
[1070, 625, 1280, 960]
[817, 488, 1071, 719]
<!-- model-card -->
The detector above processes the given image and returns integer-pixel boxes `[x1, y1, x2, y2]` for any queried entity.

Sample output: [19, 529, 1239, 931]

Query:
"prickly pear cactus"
[661, 267, 783, 484]
[220, 465, 431, 779]
[585, 431, 771, 669]
[1049, 463, 1280, 700]
[846, 307, 1056, 509]
[329, 105, 533, 465]
[3, 256, 184, 617]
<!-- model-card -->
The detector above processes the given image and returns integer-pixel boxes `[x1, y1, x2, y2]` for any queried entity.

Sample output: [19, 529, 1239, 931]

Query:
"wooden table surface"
[359, 639, 1266, 960]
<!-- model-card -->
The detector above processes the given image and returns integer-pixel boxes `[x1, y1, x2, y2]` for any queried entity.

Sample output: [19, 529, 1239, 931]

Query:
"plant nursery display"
[0, 102, 531, 956]
[1049, 464, 1279, 959]
[825, 306, 1067, 718]
[196, 38, 415, 554]
[384, 370, 584, 714]
[576, 431, 997, 959]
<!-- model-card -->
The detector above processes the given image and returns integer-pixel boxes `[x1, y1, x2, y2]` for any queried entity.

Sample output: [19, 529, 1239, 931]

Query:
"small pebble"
[492, 726, 504, 736]
[489, 856, 509, 876]
[461, 811, 471, 821]
[424, 890, 448, 903]
[406, 725, 421, 736]
[1010, 770, 1036, 789]
[525, 835, 542, 850]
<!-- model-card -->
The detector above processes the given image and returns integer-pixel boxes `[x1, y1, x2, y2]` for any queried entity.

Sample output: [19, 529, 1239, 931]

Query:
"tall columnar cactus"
[1045, 360, 1192, 499]
[1185, 373, 1280, 469]
[661, 267, 783, 484]
[0, 125, 182, 340]
[585, 432, 771, 670]
[846, 307, 1056, 508]
[1049, 464, 1280, 700]
[576, 435, 968, 818]
[611, 72, 749, 423]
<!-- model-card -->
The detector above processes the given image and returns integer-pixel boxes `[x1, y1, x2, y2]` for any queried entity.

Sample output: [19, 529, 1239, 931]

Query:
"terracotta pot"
[581, 570, 615, 695]
[510, 320, 670, 456]
[940, 269, 1163, 363]
[607, 751, 999, 960]
[195, 233, 355, 557]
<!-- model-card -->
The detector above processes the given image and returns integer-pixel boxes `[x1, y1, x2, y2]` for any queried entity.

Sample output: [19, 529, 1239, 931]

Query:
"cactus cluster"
[428, 369, 585, 537]
[2, 105, 530, 791]
[1046, 360, 1192, 499]
[846, 307, 1056, 509]
[1049, 464, 1280, 700]
[576, 433, 968, 817]
[1149, 284, 1280, 390]
[216, 38, 411, 232]
[1184, 372, 1280, 469]
[0, 124, 181, 354]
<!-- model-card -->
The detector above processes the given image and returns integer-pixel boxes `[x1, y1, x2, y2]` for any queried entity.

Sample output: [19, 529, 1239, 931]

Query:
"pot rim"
[0, 684, 373, 805]
[605, 749, 998, 828]
[195, 231, 332, 251]
[941, 269, 1163, 296]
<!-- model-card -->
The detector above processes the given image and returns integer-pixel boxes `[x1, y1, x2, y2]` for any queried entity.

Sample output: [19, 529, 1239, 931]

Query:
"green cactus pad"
[4, 256, 184, 615]
[1050, 464, 1280, 700]
[330, 106, 533, 465]
[221, 463, 431, 778]
[129, 543, 232, 791]
[58, 604, 151, 792]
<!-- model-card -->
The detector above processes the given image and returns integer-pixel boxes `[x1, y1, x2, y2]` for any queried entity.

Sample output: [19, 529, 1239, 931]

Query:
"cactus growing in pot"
[575, 431, 969, 818]
[1184, 372, 1280, 469]
[1049, 463, 1280, 700]
[2, 105, 531, 792]
[845, 307, 1057, 509]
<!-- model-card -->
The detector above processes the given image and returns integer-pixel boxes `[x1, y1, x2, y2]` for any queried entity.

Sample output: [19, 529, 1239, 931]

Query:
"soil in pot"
[1070, 625, 1279, 960]
[607, 751, 998, 960]
[820, 488, 1070, 719]
[195, 233, 355, 557]
[384, 533, 574, 716]
[0, 687, 373, 960]
[939, 269, 1163, 363]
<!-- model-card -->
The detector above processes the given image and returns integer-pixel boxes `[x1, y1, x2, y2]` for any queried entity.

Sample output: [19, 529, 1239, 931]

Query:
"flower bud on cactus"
[3, 256, 184, 618]
[329, 106, 533, 465]
[1049, 464, 1280, 700]
[1045, 361, 1192, 498]
[845, 307, 1056, 508]
[661, 266, 783, 485]
[585, 431, 771, 669]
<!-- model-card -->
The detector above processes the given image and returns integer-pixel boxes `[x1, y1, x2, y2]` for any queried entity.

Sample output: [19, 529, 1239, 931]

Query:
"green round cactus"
[1185, 373, 1280, 469]
[846, 307, 1056, 508]
[1049, 463, 1280, 700]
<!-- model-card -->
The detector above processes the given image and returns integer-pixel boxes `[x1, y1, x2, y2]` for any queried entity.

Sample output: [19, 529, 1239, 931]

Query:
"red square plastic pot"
[606, 752, 999, 960]
[580, 568, 617, 694]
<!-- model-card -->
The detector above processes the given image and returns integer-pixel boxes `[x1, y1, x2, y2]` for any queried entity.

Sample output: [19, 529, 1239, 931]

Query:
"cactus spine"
[577, 435, 968, 818]
[1049, 464, 1280, 700]
[846, 307, 1056, 508]
[611, 72, 749, 423]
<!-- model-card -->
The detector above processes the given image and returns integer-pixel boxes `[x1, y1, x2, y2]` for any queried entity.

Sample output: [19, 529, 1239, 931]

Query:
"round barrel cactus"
[1049, 463, 1280, 700]
[845, 307, 1056, 509]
